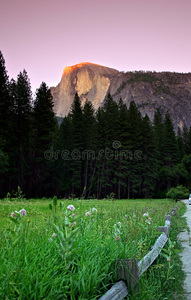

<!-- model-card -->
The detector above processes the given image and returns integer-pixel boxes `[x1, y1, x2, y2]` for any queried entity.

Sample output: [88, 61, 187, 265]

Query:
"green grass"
[0, 198, 187, 299]
[128, 201, 187, 300]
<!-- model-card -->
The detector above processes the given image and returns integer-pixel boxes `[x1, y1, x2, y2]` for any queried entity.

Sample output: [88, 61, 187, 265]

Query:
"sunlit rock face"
[51, 63, 191, 131]
[50, 62, 118, 117]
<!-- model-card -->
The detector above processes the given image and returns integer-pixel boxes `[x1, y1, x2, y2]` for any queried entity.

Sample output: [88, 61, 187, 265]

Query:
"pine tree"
[9, 70, 32, 191]
[70, 93, 84, 195]
[33, 82, 55, 151]
[182, 125, 189, 154]
[57, 115, 73, 196]
[153, 109, 164, 163]
[96, 106, 105, 198]
[125, 101, 143, 198]
[172, 128, 188, 186]
[117, 98, 128, 199]
[98, 93, 119, 198]
[187, 126, 191, 154]
[176, 127, 185, 161]
[0, 51, 12, 196]
[0, 51, 12, 150]
[31, 82, 56, 196]
[141, 114, 158, 197]
[161, 112, 178, 190]
[152, 109, 165, 196]
[82, 100, 96, 198]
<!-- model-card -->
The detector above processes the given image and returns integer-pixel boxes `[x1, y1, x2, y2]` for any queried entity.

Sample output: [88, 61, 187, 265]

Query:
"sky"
[1, 0, 191, 93]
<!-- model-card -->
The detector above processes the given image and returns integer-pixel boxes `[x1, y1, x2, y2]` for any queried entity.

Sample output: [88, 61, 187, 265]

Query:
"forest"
[1, 50, 191, 199]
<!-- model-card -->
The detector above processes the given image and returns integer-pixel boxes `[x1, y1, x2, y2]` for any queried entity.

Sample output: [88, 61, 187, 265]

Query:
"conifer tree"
[187, 126, 191, 154]
[70, 93, 84, 194]
[0, 51, 12, 195]
[96, 106, 105, 198]
[33, 82, 55, 151]
[9, 70, 32, 190]
[153, 109, 164, 163]
[99, 93, 119, 197]
[125, 101, 143, 198]
[0, 51, 10, 146]
[31, 82, 56, 196]
[57, 115, 73, 195]
[152, 109, 165, 196]
[182, 125, 189, 154]
[172, 128, 188, 186]
[117, 98, 128, 198]
[82, 100, 96, 197]
[176, 128, 185, 161]
[161, 112, 178, 190]
[141, 114, 158, 197]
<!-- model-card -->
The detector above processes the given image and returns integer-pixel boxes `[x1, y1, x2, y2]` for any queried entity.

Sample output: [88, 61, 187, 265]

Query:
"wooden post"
[117, 259, 140, 295]
[158, 226, 169, 237]
[165, 215, 171, 221]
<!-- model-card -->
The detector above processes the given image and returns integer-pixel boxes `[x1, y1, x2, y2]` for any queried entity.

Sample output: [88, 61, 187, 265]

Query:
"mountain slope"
[50, 63, 191, 130]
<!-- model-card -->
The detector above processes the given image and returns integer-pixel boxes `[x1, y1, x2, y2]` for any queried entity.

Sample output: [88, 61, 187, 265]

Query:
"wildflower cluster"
[143, 212, 152, 225]
[50, 203, 81, 269]
[113, 221, 122, 241]
[67, 204, 75, 212]
[8, 208, 28, 247]
[49, 204, 78, 242]
[10, 208, 27, 225]
[85, 207, 97, 222]
[11, 208, 26, 218]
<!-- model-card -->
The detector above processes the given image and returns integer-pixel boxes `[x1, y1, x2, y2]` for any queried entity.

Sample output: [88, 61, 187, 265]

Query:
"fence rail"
[99, 205, 178, 300]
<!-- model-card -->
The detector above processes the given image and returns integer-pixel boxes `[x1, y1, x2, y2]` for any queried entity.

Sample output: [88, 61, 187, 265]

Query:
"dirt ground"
[178, 199, 191, 300]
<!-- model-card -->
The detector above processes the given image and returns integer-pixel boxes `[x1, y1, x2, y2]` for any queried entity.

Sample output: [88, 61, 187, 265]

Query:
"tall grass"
[0, 198, 185, 299]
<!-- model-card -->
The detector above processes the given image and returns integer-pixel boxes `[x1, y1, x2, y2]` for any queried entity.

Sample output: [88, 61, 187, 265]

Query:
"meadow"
[0, 198, 187, 299]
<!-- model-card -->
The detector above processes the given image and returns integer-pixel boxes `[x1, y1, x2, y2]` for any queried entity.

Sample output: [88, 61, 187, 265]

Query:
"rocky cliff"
[50, 62, 191, 130]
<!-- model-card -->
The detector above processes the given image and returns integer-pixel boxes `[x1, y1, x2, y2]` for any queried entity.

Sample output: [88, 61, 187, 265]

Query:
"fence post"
[116, 259, 140, 295]
[158, 226, 169, 236]
[165, 215, 171, 222]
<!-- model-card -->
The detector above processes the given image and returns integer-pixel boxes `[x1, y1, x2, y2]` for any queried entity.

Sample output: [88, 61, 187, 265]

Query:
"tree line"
[1, 50, 191, 199]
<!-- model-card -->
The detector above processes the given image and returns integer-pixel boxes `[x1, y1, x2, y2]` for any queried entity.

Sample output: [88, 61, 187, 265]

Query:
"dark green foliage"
[153, 109, 164, 162]
[125, 101, 143, 198]
[58, 95, 188, 199]
[176, 128, 185, 161]
[8, 70, 32, 191]
[182, 125, 189, 154]
[166, 185, 186, 200]
[82, 100, 97, 198]
[70, 93, 84, 194]
[30, 82, 57, 196]
[33, 82, 56, 153]
[0, 51, 12, 150]
[163, 112, 178, 166]
[161, 112, 178, 190]
[141, 114, 158, 198]
[57, 115, 73, 194]
[96, 94, 120, 198]
[117, 98, 129, 199]
[0, 51, 13, 195]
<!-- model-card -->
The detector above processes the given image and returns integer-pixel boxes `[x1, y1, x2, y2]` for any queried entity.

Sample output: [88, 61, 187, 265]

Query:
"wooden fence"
[99, 205, 178, 300]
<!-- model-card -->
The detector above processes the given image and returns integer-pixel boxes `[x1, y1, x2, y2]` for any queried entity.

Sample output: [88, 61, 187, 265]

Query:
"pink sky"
[1, 0, 191, 93]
